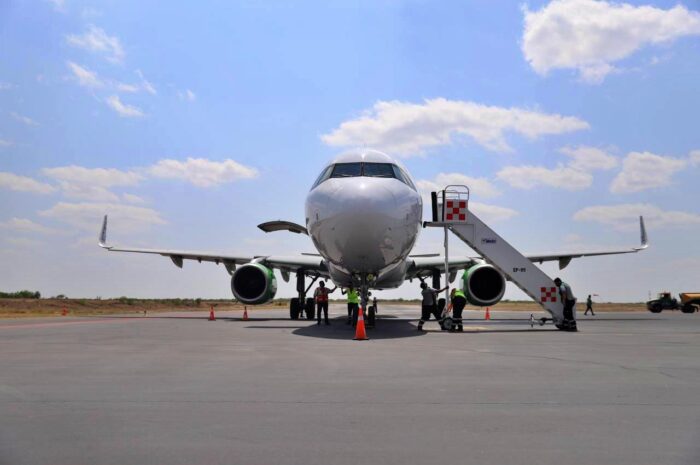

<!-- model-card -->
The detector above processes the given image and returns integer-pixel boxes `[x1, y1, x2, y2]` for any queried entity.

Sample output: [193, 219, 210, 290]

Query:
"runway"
[2, 305, 699, 465]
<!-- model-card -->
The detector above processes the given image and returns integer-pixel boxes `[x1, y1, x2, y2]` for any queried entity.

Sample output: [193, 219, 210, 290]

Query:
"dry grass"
[0, 298, 286, 319]
[0, 297, 646, 318]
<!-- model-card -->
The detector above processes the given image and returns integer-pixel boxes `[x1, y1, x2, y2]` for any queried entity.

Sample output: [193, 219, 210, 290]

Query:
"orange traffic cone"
[485, 307, 491, 320]
[354, 307, 369, 341]
[243, 306, 249, 321]
[208, 306, 216, 321]
[61, 306, 67, 316]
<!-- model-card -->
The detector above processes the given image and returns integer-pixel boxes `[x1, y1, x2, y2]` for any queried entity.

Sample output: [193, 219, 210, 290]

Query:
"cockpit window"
[363, 163, 395, 178]
[393, 165, 417, 190]
[311, 165, 333, 189]
[331, 163, 363, 178]
[311, 162, 417, 191]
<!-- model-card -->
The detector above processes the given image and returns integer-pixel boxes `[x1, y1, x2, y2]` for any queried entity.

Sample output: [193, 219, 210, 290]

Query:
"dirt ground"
[0, 298, 646, 318]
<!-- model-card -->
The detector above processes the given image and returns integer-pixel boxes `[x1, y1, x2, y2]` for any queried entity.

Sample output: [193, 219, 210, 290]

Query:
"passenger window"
[331, 163, 362, 178]
[363, 163, 395, 178]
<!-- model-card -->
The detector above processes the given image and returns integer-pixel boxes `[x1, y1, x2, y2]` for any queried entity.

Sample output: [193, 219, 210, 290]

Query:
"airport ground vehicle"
[647, 292, 700, 313]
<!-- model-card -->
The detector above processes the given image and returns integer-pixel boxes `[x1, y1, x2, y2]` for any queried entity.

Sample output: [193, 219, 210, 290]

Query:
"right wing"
[98, 215, 328, 277]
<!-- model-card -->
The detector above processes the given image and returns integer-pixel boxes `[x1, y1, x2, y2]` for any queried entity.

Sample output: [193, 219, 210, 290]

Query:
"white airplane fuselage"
[305, 150, 423, 288]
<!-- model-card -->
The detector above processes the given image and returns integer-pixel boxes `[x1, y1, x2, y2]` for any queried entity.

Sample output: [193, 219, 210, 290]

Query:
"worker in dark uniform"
[341, 287, 359, 326]
[449, 287, 467, 332]
[313, 281, 336, 325]
[585, 294, 595, 316]
[554, 277, 578, 331]
[417, 282, 448, 331]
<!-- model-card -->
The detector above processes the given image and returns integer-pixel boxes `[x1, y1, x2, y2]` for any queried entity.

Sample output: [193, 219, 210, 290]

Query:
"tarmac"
[1, 305, 699, 465]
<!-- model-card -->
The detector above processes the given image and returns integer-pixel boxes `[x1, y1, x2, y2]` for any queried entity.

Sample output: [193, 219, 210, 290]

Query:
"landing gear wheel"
[290, 298, 300, 320]
[367, 305, 376, 328]
[305, 298, 316, 320]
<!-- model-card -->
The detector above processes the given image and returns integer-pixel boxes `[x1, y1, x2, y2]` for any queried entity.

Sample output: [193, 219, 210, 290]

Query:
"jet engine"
[231, 263, 277, 305]
[462, 263, 506, 307]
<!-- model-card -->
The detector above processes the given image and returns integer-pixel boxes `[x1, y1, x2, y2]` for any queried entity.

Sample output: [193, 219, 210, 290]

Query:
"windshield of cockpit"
[311, 162, 416, 190]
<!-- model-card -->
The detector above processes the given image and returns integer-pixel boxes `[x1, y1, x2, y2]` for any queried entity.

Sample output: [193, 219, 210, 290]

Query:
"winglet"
[638, 216, 649, 250]
[98, 215, 110, 249]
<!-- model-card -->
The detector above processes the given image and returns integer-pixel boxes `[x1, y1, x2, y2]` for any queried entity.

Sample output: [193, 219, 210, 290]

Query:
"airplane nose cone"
[306, 178, 422, 273]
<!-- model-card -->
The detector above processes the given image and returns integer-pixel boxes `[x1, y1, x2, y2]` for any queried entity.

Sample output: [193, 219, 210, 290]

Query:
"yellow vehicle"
[647, 292, 700, 313]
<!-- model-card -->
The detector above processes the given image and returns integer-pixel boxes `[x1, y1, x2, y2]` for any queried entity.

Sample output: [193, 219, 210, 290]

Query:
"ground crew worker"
[314, 281, 337, 325]
[341, 287, 359, 326]
[449, 287, 467, 332]
[417, 282, 448, 331]
[585, 294, 595, 316]
[554, 277, 578, 331]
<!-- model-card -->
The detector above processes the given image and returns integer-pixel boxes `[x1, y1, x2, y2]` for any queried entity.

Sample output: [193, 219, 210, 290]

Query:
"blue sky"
[1, 0, 699, 301]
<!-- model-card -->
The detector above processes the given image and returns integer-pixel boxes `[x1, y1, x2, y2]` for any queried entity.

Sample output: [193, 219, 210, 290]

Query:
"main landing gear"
[289, 270, 317, 321]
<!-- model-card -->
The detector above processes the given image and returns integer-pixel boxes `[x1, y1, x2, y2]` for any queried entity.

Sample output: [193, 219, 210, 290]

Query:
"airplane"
[99, 149, 648, 328]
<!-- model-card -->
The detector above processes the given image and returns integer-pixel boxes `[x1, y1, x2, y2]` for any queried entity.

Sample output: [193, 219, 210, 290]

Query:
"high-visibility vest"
[347, 289, 359, 304]
[453, 289, 466, 299]
[315, 288, 330, 303]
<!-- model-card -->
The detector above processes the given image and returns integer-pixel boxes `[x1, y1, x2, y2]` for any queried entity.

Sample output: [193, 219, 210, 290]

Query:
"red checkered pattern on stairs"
[540, 287, 558, 303]
[445, 200, 467, 222]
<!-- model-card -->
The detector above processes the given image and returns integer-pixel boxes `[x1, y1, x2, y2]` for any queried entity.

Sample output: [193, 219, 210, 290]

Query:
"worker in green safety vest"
[450, 287, 467, 332]
[341, 287, 360, 326]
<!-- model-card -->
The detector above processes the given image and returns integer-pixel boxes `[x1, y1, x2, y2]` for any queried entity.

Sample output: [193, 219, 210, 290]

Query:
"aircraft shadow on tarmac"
[245, 316, 425, 340]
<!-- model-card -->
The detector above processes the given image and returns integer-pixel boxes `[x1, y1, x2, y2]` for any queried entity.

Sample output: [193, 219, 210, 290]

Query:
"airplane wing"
[98, 215, 328, 277]
[407, 216, 649, 278]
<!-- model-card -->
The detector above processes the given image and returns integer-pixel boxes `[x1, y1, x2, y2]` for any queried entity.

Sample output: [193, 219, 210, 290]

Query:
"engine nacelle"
[231, 263, 277, 305]
[462, 263, 506, 307]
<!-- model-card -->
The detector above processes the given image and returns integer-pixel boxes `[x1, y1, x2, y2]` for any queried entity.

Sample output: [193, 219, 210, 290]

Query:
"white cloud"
[0, 172, 55, 194]
[690, 150, 700, 167]
[574, 203, 700, 230]
[67, 61, 104, 89]
[45, 0, 65, 12]
[67, 62, 156, 96]
[42, 166, 143, 187]
[122, 193, 146, 204]
[148, 157, 258, 187]
[178, 89, 196, 101]
[0, 218, 60, 235]
[135, 70, 156, 95]
[522, 0, 700, 83]
[0, 138, 13, 147]
[66, 25, 125, 64]
[470, 202, 519, 223]
[559, 146, 618, 171]
[115, 82, 139, 93]
[496, 164, 593, 190]
[39, 202, 165, 233]
[321, 98, 589, 156]
[4, 237, 43, 248]
[11, 112, 39, 126]
[497, 145, 617, 191]
[42, 166, 144, 202]
[0, 82, 13, 90]
[610, 151, 685, 193]
[417, 173, 501, 199]
[106, 95, 145, 118]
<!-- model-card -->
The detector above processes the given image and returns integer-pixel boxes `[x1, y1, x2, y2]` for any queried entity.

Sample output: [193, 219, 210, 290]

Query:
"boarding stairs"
[424, 186, 564, 324]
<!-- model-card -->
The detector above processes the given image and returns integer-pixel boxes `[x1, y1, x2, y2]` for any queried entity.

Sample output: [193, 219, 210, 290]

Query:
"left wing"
[98, 215, 328, 277]
[407, 216, 649, 278]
